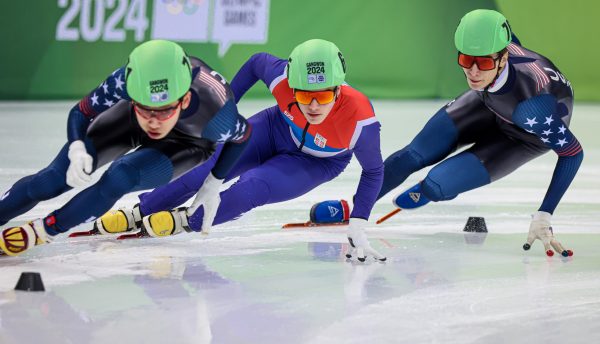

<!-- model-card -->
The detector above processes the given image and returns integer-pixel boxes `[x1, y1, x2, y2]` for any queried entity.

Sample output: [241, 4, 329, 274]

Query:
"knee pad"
[98, 160, 140, 199]
[380, 147, 426, 198]
[27, 168, 69, 200]
[384, 147, 425, 172]
[421, 176, 457, 202]
[422, 152, 491, 202]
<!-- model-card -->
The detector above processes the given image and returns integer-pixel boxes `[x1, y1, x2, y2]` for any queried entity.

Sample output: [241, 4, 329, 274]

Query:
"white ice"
[0, 100, 599, 344]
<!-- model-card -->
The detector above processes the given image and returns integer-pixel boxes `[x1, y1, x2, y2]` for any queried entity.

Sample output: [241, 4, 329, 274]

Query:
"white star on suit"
[115, 74, 125, 90]
[558, 125, 567, 134]
[541, 137, 550, 143]
[525, 117, 538, 127]
[218, 130, 232, 142]
[90, 92, 99, 106]
[113, 92, 122, 100]
[544, 116, 554, 125]
[103, 99, 115, 107]
[556, 138, 568, 147]
[542, 129, 553, 136]
[102, 82, 109, 94]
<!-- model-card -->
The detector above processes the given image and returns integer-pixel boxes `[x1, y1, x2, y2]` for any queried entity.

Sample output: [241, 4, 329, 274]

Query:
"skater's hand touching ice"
[346, 218, 386, 262]
[523, 211, 573, 257]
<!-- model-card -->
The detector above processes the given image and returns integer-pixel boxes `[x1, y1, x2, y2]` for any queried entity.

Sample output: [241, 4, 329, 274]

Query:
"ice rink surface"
[1, 100, 599, 343]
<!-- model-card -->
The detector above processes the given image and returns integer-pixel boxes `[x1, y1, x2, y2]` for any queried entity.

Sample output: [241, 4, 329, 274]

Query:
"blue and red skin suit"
[137, 53, 384, 230]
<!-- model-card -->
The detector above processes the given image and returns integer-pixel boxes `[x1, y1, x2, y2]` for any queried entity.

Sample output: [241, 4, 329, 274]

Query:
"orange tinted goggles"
[294, 88, 336, 105]
[457, 53, 500, 71]
[133, 99, 182, 121]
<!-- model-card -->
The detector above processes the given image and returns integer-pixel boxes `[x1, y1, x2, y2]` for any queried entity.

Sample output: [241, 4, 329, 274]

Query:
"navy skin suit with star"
[0, 57, 250, 236]
[380, 38, 583, 234]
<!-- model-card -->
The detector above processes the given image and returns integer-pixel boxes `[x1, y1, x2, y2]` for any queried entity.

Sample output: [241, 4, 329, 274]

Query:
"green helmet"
[454, 9, 512, 56]
[125, 40, 192, 107]
[287, 39, 346, 91]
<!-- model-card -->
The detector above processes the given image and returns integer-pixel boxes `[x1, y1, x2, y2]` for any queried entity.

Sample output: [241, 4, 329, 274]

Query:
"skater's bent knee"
[421, 176, 457, 202]
[385, 147, 425, 170]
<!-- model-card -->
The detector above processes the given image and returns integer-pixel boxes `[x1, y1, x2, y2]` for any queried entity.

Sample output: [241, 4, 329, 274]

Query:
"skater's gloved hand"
[523, 211, 572, 257]
[346, 218, 386, 262]
[186, 172, 223, 235]
[66, 140, 94, 188]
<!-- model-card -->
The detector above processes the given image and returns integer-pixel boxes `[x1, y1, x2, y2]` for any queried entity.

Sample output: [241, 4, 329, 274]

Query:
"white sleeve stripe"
[301, 146, 348, 157]
[269, 67, 288, 92]
[349, 117, 378, 150]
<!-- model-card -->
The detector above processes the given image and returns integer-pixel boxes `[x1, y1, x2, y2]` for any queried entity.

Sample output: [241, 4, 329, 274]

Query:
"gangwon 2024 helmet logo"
[149, 79, 169, 103]
[306, 61, 326, 84]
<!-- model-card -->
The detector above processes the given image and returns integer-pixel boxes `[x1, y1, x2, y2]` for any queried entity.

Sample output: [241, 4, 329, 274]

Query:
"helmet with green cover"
[287, 39, 346, 91]
[454, 9, 512, 56]
[125, 40, 192, 107]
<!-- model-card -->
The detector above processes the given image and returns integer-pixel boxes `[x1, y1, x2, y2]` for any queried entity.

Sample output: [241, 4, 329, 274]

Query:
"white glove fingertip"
[203, 205, 217, 232]
[356, 247, 366, 262]
[345, 245, 357, 259]
[201, 218, 212, 235]
[346, 246, 354, 259]
[84, 156, 94, 174]
[550, 240, 566, 257]
[542, 242, 554, 256]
